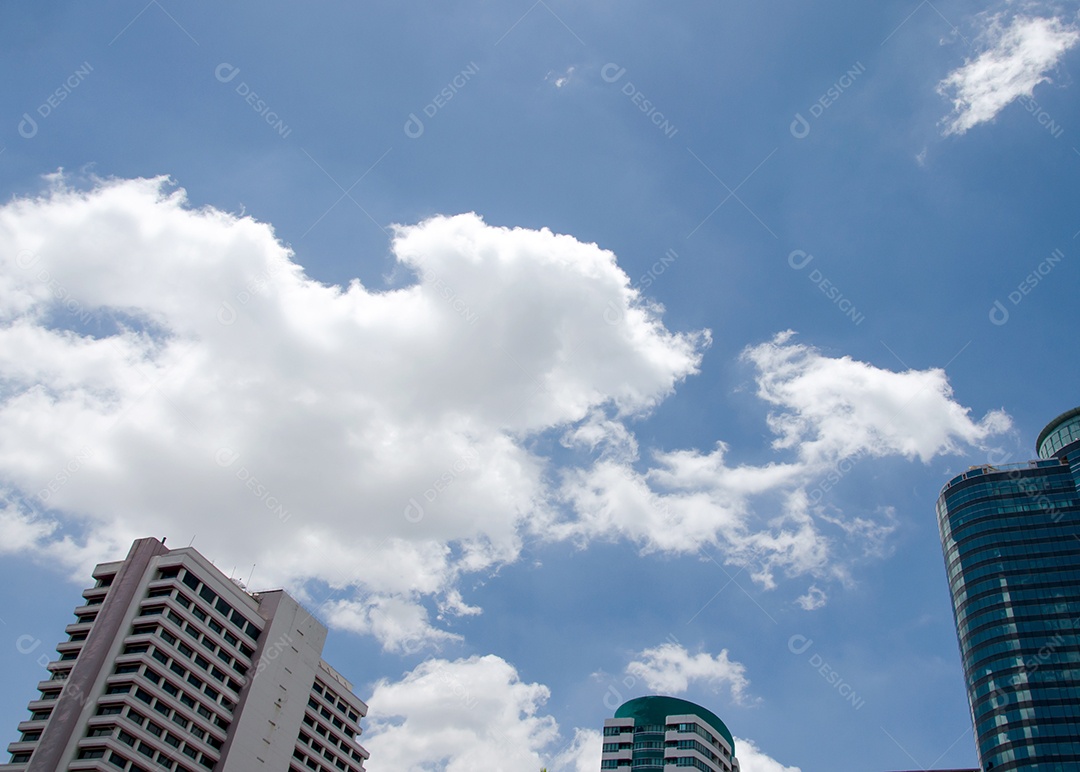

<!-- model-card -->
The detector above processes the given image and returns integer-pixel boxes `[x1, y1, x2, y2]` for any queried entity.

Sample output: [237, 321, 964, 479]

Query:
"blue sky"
[1, 1, 1079, 770]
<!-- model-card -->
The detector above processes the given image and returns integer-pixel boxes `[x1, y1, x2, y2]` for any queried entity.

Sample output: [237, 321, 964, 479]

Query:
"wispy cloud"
[938, 13, 1080, 135]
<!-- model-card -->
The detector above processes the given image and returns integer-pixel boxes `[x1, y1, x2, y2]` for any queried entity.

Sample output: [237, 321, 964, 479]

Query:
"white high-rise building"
[2, 537, 370, 772]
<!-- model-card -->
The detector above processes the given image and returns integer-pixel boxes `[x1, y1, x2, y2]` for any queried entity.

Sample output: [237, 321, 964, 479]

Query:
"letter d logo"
[788, 634, 813, 654]
[790, 112, 810, 139]
[404, 113, 424, 139]
[989, 300, 1009, 326]
[788, 249, 813, 270]
[404, 498, 424, 522]
[18, 113, 38, 139]
[215, 63, 240, 83]
[601, 63, 626, 83]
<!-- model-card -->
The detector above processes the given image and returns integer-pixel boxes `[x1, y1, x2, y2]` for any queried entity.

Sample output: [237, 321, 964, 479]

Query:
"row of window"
[976, 708, 1080, 741]
[159, 565, 262, 643]
[671, 723, 729, 756]
[292, 744, 362, 772]
[955, 582, 1080, 627]
[104, 669, 224, 753]
[138, 592, 255, 662]
[944, 495, 1078, 536]
[306, 696, 357, 739]
[80, 722, 207, 769]
[97, 682, 229, 736]
[944, 519, 1080, 567]
[105, 661, 235, 721]
[941, 472, 1074, 509]
[953, 570, 1080, 613]
[298, 729, 362, 771]
[313, 678, 362, 724]
[949, 550, 1080, 591]
[960, 613, 1080, 655]
[76, 744, 205, 772]
[958, 609, 1080, 650]
[602, 724, 728, 756]
[126, 627, 245, 694]
[302, 711, 367, 764]
[133, 612, 250, 683]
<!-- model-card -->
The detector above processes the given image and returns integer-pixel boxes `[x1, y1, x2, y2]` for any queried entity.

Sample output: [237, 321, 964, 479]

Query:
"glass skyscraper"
[937, 407, 1080, 770]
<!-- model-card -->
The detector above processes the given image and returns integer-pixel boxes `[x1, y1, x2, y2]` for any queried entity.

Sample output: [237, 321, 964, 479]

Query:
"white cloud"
[0, 175, 705, 650]
[546, 66, 576, 88]
[938, 13, 1080, 135]
[626, 642, 752, 704]
[550, 728, 603, 772]
[362, 655, 559, 772]
[734, 736, 802, 772]
[0, 177, 1009, 649]
[743, 331, 1010, 464]
[795, 585, 827, 611]
[559, 331, 1007, 589]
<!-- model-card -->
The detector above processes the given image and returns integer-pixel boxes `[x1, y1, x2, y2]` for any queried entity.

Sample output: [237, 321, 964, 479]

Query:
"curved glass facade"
[938, 409, 1080, 771]
[1037, 407, 1080, 461]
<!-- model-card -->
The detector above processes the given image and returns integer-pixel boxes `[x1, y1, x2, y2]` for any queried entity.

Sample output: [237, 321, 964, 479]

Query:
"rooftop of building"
[613, 695, 735, 753]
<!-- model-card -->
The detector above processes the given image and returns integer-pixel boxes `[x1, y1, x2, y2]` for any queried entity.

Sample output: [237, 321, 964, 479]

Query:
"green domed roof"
[614, 695, 735, 754]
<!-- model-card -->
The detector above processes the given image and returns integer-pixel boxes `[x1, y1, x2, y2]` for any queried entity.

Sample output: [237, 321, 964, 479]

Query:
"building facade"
[937, 407, 1080, 770]
[600, 695, 739, 771]
[2, 537, 370, 772]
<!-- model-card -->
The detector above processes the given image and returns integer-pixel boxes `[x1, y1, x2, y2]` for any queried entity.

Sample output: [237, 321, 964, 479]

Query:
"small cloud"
[915, 147, 928, 166]
[938, 13, 1080, 135]
[626, 642, 752, 704]
[546, 66, 576, 88]
[796, 585, 827, 611]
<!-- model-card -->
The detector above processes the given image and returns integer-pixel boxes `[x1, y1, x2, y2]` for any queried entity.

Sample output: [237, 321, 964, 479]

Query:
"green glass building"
[937, 407, 1080, 770]
[600, 695, 739, 771]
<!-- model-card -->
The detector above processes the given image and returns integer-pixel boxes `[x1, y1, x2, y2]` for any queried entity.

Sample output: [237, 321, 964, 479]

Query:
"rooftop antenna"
[246, 564, 256, 587]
